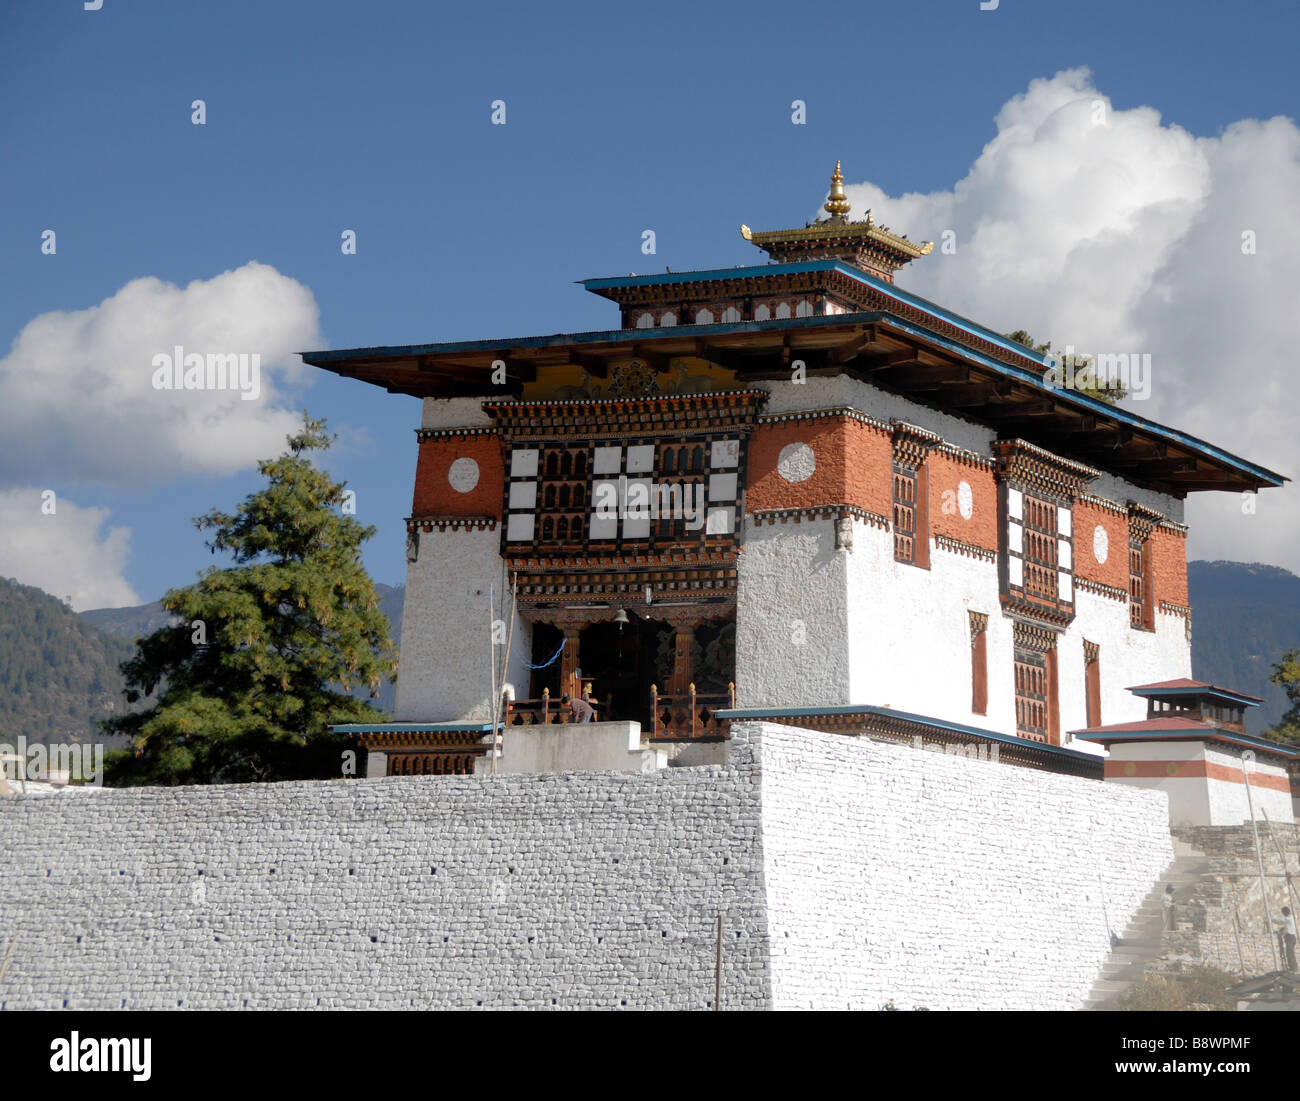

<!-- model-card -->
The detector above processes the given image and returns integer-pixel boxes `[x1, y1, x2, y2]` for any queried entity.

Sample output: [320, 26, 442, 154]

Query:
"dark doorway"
[528, 621, 566, 701]
[578, 616, 668, 727]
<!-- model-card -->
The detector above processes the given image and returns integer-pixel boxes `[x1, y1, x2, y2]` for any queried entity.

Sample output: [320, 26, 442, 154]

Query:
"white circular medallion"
[447, 457, 480, 493]
[957, 481, 973, 520]
[777, 442, 816, 483]
[1093, 524, 1109, 564]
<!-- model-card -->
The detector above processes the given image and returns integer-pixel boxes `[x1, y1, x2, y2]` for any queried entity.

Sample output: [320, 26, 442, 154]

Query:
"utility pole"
[1241, 750, 1280, 971]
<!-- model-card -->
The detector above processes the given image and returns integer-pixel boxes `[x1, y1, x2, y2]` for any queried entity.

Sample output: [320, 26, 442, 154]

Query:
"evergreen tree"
[103, 414, 397, 785]
[1263, 649, 1300, 746]
[1006, 329, 1126, 405]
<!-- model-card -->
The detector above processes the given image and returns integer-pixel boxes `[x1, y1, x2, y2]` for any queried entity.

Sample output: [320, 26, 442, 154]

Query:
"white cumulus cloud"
[0, 490, 139, 611]
[0, 261, 322, 490]
[839, 68, 1300, 571]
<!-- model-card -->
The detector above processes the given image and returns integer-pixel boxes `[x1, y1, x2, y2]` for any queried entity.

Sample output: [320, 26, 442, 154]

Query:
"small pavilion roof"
[1126, 679, 1265, 707]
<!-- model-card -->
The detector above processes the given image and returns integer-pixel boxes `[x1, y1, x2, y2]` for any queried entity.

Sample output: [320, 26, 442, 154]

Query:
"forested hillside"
[1188, 561, 1300, 735]
[0, 577, 136, 746]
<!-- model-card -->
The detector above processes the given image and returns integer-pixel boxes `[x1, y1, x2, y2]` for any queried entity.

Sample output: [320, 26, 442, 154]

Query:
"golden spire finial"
[823, 160, 851, 220]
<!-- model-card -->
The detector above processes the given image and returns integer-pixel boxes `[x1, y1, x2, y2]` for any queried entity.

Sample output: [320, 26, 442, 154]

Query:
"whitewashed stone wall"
[1060, 592, 1192, 743]
[0, 739, 769, 1011]
[398, 526, 530, 722]
[843, 519, 1014, 733]
[735, 522, 850, 708]
[0, 724, 1172, 1011]
[757, 725, 1173, 1010]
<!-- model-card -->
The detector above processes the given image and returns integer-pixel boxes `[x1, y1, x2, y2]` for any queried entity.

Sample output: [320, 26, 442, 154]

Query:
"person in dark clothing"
[560, 694, 599, 723]
[1274, 906, 1297, 971]
[1162, 885, 1176, 930]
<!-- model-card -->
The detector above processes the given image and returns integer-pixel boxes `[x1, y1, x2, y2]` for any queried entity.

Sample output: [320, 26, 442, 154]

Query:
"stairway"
[1082, 838, 1211, 1010]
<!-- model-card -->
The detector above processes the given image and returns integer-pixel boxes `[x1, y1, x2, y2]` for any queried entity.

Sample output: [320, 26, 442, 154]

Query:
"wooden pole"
[1232, 907, 1245, 976]
[714, 913, 723, 1011]
[488, 588, 497, 776]
[493, 574, 518, 773]
[1241, 751, 1280, 970]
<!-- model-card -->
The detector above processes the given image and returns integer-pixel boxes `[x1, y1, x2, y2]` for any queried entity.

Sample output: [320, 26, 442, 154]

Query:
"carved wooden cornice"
[513, 559, 738, 605]
[527, 602, 735, 630]
[1127, 501, 1164, 541]
[1077, 492, 1128, 516]
[891, 420, 943, 468]
[483, 390, 767, 438]
[933, 442, 996, 471]
[406, 515, 498, 533]
[936, 534, 997, 561]
[415, 426, 498, 441]
[1012, 618, 1061, 653]
[994, 438, 1098, 501]
[757, 406, 891, 433]
[1075, 576, 1129, 602]
[749, 504, 890, 529]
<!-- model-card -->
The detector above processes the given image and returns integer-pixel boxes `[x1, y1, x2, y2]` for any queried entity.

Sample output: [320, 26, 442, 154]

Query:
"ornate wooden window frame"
[994, 440, 1096, 627]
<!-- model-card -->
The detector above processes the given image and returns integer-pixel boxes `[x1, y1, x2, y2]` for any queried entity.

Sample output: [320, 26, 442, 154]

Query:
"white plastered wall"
[396, 525, 531, 722]
[735, 521, 850, 708]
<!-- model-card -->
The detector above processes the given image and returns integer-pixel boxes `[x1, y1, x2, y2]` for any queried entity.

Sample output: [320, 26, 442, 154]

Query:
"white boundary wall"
[0, 724, 1171, 1011]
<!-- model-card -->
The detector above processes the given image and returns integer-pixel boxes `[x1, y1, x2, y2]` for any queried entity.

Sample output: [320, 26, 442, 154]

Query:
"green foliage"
[0, 577, 137, 747]
[1005, 328, 1126, 405]
[1263, 649, 1300, 745]
[102, 413, 397, 785]
[1116, 967, 1236, 1011]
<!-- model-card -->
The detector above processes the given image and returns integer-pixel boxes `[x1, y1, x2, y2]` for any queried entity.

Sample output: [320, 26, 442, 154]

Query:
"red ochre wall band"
[407, 417, 1187, 613]
[927, 451, 996, 552]
[412, 435, 505, 518]
[1104, 758, 1290, 792]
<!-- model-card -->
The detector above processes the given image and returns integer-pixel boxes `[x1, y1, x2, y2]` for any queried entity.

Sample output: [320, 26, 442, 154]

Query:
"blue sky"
[2, 0, 1297, 607]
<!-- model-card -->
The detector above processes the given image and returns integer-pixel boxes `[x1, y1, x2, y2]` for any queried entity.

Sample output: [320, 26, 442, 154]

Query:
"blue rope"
[514, 637, 566, 670]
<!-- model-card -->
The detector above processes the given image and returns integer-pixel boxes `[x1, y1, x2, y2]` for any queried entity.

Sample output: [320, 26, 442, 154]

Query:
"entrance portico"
[509, 601, 736, 740]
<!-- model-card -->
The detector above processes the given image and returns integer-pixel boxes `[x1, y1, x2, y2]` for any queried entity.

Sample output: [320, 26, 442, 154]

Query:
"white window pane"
[510, 449, 538, 478]
[706, 507, 735, 535]
[711, 439, 739, 468]
[593, 446, 622, 474]
[709, 472, 737, 501]
[626, 444, 655, 473]
[589, 514, 617, 539]
[506, 514, 534, 542]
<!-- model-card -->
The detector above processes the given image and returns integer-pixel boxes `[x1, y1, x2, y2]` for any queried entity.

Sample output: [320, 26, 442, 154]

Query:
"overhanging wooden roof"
[302, 309, 1285, 496]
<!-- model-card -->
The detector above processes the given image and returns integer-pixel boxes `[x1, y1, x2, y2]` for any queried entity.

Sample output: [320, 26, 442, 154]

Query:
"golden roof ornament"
[738, 162, 933, 283]
[823, 160, 851, 221]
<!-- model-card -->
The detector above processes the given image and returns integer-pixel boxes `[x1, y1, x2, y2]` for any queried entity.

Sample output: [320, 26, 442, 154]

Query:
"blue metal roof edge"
[332, 722, 494, 734]
[716, 704, 1101, 763]
[1073, 728, 1299, 757]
